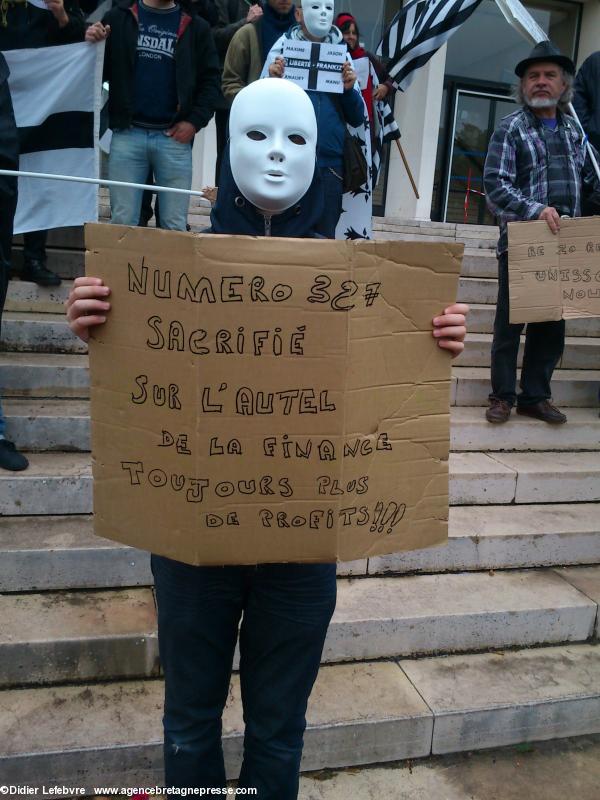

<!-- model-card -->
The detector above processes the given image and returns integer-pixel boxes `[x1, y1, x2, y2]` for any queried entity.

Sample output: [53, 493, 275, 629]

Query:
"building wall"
[384, 46, 447, 220]
[578, 0, 600, 65]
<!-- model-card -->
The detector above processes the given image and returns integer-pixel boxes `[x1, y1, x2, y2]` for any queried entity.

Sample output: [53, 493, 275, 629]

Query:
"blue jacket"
[309, 89, 364, 168]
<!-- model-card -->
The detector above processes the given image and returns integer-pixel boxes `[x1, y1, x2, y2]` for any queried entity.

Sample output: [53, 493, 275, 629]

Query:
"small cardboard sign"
[508, 217, 600, 323]
[282, 40, 346, 93]
[86, 225, 462, 566]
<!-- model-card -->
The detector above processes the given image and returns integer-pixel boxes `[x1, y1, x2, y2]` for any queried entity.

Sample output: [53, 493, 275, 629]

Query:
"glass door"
[443, 89, 515, 224]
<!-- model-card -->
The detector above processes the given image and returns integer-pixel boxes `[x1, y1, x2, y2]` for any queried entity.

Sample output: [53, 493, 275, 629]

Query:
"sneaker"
[485, 398, 512, 424]
[0, 439, 29, 471]
[517, 400, 567, 424]
[22, 259, 62, 287]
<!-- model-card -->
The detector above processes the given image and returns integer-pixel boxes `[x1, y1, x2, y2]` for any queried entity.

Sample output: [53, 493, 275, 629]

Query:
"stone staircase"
[0, 213, 599, 790]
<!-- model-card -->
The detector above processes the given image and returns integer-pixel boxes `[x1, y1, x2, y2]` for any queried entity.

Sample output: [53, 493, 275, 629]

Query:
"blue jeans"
[151, 555, 337, 798]
[108, 127, 192, 231]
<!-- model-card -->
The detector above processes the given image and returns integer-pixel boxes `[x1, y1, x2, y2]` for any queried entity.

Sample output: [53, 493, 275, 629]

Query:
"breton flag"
[377, 0, 485, 91]
[3, 41, 104, 234]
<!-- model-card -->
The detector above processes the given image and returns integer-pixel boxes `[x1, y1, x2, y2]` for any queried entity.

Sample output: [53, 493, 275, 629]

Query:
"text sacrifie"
[86, 225, 462, 565]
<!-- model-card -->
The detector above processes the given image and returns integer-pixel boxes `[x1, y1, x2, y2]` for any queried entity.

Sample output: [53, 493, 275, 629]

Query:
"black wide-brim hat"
[515, 40, 575, 78]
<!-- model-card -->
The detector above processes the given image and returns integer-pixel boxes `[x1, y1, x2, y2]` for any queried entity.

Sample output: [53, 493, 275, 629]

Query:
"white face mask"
[229, 78, 317, 215]
[301, 0, 335, 39]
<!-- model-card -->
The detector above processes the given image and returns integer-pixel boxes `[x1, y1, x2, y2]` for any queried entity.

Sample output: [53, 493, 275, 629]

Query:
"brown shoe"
[516, 400, 567, 424]
[486, 398, 512, 423]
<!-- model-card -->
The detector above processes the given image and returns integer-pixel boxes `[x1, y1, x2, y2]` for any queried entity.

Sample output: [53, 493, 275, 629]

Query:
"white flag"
[3, 41, 104, 234]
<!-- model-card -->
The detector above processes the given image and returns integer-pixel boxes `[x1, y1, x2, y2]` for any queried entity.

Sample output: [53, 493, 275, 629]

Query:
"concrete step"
[0, 352, 89, 398]
[460, 248, 498, 278]
[298, 735, 600, 800]
[5, 279, 72, 314]
[457, 277, 498, 305]
[449, 451, 600, 505]
[450, 407, 600, 452]
[2, 504, 599, 592]
[556, 566, 600, 636]
[464, 303, 600, 337]
[0, 588, 159, 687]
[371, 503, 600, 575]
[6, 400, 599, 454]
[0, 453, 92, 515]
[0, 312, 86, 354]
[2, 569, 595, 687]
[1, 643, 598, 788]
[325, 569, 596, 663]
[3, 451, 599, 516]
[452, 366, 600, 407]
[0, 516, 363, 593]
[401, 643, 600, 754]
[3, 399, 90, 451]
[458, 333, 600, 369]
[0, 516, 151, 592]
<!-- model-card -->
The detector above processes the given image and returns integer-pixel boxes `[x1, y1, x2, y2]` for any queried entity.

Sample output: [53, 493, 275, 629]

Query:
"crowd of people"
[0, 2, 599, 794]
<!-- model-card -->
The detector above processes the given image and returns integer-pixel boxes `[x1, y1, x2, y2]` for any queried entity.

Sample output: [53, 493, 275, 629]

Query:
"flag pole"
[394, 139, 420, 199]
[0, 169, 206, 198]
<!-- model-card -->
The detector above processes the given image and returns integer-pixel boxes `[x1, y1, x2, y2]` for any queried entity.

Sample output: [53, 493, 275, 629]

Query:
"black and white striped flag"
[3, 41, 103, 234]
[377, 0, 485, 91]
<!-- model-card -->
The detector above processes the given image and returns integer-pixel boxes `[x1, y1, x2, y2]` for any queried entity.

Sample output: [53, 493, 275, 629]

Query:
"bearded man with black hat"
[483, 41, 600, 425]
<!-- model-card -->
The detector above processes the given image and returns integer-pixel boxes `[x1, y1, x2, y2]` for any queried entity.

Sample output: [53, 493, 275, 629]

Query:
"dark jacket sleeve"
[340, 85, 366, 128]
[212, 0, 248, 59]
[186, 19, 222, 130]
[582, 141, 600, 207]
[49, 0, 86, 43]
[573, 52, 600, 146]
[368, 52, 395, 94]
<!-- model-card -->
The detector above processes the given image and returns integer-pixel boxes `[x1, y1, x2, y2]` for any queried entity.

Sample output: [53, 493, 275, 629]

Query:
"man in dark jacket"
[573, 50, 600, 151]
[0, 0, 85, 287]
[66, 77, 468, 797]
[573, 50, 600, 215]
[222, 0, 295, 103]
[86, 0, 221, 230]
[0, 55, 28, 471]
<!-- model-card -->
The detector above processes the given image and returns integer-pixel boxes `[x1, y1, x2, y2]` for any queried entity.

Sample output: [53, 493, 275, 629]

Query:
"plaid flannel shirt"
[484, 106, 600, 255]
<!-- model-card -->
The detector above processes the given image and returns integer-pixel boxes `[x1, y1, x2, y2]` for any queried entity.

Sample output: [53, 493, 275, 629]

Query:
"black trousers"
[0, 171, 17, 321]
[490, 251, 565, 407]
[215, 108, 229, 185]
[22, 228, 47, 264]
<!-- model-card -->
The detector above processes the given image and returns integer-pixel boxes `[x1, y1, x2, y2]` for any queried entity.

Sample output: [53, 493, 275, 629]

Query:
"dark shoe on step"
[516, 400, 567, 424]
[22, 259, 62, 287]
[486, 398, 512, 423]
[0, 440, 29, 471]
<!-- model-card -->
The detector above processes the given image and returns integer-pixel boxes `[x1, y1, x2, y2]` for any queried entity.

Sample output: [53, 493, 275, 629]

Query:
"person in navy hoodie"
[86, 0, 221, 231]
[66, 78, 468, 798]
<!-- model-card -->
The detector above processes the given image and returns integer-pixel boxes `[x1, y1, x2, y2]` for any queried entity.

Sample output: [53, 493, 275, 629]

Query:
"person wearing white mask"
[263, 0, 365, 238]
[66, 79, 468, 798]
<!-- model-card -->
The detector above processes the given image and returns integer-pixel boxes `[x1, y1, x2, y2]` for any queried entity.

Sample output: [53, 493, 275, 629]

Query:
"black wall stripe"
[18, 111, 93, 156]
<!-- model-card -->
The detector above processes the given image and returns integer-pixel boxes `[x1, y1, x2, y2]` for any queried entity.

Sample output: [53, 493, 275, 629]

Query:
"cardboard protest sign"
[282, 40, 346, 93]
[86, 225, 462, 566]
[508, 217, 600, 323]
